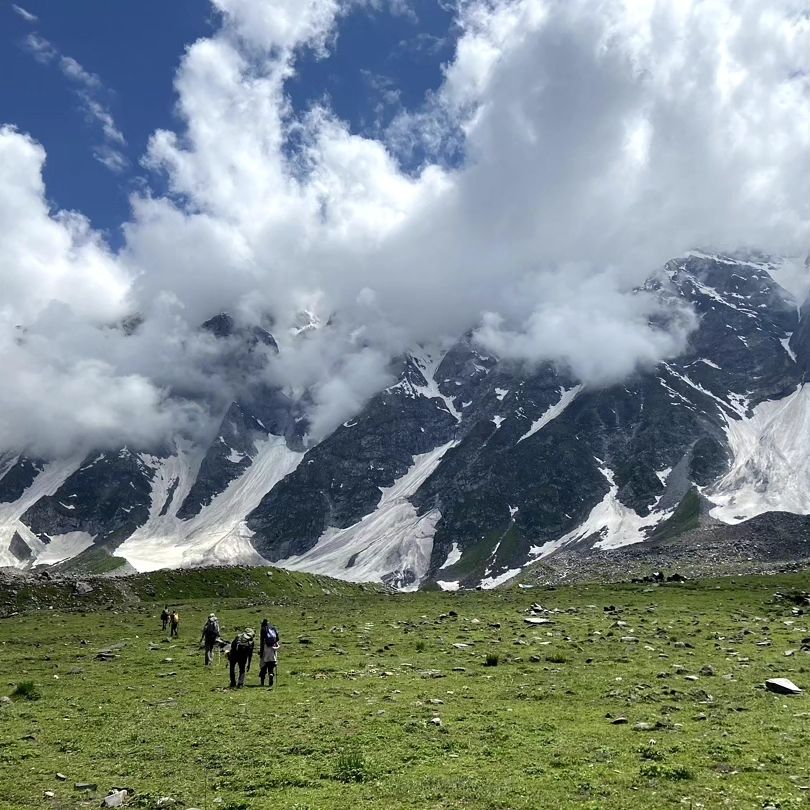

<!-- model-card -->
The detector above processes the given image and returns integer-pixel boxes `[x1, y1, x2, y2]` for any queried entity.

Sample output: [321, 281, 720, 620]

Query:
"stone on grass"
[103, 789, 128, 807]
[634, 722, 655, 731]
[765, 678, 802, 695]
[524, 617, 553, 625]
[56, 773, 67, 781]
[430, 717, 443, 727]
[610, 716, 628, 725]
[74, 782, 98, 791]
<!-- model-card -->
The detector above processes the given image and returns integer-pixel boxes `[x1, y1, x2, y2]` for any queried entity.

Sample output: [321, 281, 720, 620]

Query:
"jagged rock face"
[2, 253, 810, 586]
[21, 450, 155, 544]
[176, 387, 300, 520]
[245, 253, 807, 588]
[247, 357, 459, 561]
[0, 456, 44, 504]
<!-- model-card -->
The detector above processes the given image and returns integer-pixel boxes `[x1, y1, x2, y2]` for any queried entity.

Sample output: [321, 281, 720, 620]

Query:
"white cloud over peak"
[3, 0, 810, 455]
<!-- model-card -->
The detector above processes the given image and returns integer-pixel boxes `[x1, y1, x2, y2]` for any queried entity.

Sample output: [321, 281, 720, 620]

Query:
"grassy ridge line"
[0, 565, 383, 617]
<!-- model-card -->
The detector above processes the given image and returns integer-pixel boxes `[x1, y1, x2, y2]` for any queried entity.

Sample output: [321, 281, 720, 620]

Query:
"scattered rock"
[699, 665, 715, 676]
[74, 782, 98, 792]
[610, 717, 628, 725]
[103, 789, 128, 807]
[429, 717, 443, 727]
[634, 722, 655, 731]
[620, 636, 639, 643]
[74, 581, 93, 595]
[765, 678, 802, 695]
[524, 617, 553, 626]
[56, 774, 67, 781]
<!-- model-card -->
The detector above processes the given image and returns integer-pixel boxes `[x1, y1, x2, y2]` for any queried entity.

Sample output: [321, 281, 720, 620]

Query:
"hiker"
[259, 618, 281, 687]
[201, 613, 221, 666]
[229, 627, 255, 688]
[170, 610, 180, 638]
[161, 606, 170, 631]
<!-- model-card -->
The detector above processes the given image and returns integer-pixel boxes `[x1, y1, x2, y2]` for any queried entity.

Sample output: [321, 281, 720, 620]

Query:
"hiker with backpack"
[259, 618, 281, 687]
[229, 627, 255, 688]
[201, 613, 221, 666]
[161, 606, 170, 631]
[170, 611, 180, 638]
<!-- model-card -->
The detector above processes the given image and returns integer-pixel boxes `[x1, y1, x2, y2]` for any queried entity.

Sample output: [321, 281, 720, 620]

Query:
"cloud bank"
[2, 0, 810, 456]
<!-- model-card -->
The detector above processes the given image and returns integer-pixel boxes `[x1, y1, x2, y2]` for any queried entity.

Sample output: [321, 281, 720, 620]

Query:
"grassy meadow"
[1, 569, 809, 809]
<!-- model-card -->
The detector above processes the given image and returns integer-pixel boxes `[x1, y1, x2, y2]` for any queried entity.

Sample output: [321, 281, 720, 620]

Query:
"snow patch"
[440, 542, 462, 570]
[406, 348, 462, 421]
[437, 580, 460, 591]
[709, 385, 810, 523]
[531, 465, 671, 558]
[0, 456, 83, 568]
[279, 441, 456, 590]
[116, 436, 302, 571]
[781, 336, 797, 364]
[35, 531, 94, 566]
[655, 468, 672, 485]
[480, 568, 521, 589]
[495, 388, 509, 401]
[517, 386, 582, 444]
[492, 415, 505, 429]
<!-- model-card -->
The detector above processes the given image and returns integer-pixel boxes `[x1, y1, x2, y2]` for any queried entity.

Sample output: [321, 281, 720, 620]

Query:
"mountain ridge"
[1, 252, 809, 587]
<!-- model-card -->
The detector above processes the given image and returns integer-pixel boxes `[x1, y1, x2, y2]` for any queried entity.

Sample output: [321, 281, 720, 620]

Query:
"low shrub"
[11, 681, 40, 701]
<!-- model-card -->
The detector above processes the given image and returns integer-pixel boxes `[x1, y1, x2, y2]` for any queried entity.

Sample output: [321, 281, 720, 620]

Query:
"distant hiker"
[229, 627, 255, 688]
[170, 611, 180, 638]
[161, 606, 170, 631]
[259, 618, 281, 687]
[201, 613, 221, 666]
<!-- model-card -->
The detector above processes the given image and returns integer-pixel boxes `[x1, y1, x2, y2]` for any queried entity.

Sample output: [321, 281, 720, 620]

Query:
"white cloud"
[4, 0, 810, 456]
[11, 3, 37, 22]
[23, 34, 128, 172]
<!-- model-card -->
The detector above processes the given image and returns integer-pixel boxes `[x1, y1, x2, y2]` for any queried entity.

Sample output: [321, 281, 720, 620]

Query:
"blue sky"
[1, 0, 455, 245]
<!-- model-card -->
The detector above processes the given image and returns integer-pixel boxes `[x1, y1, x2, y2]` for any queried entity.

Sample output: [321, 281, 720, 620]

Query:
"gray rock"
[103, 789, 128, 807]
[765, 677, 802, 695]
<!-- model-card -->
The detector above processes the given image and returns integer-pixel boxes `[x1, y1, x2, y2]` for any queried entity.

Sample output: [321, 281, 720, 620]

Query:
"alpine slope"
[2, 254, 810, 589]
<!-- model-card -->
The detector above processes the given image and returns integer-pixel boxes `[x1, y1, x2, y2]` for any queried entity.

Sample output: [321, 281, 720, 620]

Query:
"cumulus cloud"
[4, 0, 810, 456]
[23, 34, 128, 172]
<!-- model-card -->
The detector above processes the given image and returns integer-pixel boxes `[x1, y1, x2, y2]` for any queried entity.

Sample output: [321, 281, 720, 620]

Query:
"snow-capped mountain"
[2, 253, 810, 588]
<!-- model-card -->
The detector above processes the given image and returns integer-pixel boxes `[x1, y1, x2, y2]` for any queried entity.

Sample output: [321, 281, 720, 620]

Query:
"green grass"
[1, 570, 810, 808]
